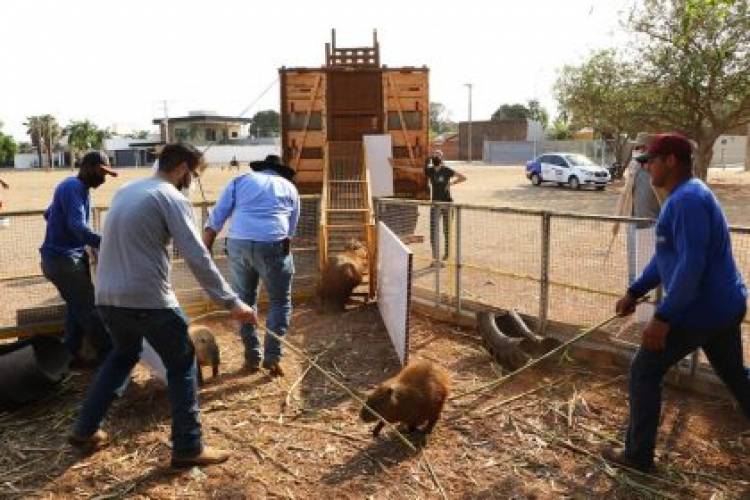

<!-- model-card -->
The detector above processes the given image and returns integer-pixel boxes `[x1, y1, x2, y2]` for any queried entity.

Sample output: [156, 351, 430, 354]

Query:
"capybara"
[317, 239, 368, 312]
[189, 325, 220, 385]
[360, 360, 450, 437]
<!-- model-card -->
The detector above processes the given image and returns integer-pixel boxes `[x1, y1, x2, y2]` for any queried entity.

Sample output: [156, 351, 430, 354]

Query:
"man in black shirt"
[424, 151, 466, 261]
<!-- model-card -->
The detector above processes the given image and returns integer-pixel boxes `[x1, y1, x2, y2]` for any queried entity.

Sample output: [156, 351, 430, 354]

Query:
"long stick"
[189, 310, 417, 453]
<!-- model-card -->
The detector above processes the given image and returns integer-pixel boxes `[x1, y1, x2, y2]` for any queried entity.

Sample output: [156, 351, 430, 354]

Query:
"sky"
[0, 0, 634, 141]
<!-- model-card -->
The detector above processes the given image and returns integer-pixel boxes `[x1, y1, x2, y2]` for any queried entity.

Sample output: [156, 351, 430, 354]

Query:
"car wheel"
[531, 173, 541, 186]
[569, 176, 580, 189]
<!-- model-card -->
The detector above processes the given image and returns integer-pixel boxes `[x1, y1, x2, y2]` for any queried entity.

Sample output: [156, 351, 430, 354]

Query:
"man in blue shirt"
[203, 154, 299, 377]
[605, 133, 750, 472]
[40, 151, 118, 362]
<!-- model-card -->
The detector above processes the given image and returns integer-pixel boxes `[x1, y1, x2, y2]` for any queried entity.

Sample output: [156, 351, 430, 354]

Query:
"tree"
[526, 100, 549, 129]
[250, 110, 280, 137]
[24, 116, 44, 168]
[125, 130, 150, 140]
[554, 50, 653, 164]
[626, 0, 750, 179]
[65, 120, 111, 164]
[491, 103, 529, 122]
[429, 102, 457, 136]
[25, 115, 62, 169]
[491, 100, 550, 128]
[547, 114, 575, 140]
[0, 122, 17, 166]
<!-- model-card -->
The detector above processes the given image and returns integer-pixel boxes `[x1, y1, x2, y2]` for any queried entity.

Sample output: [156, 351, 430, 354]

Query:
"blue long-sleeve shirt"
[629, 178, 747, 329]
[40, 176, 101, 259]
[206, 171, 300, 242]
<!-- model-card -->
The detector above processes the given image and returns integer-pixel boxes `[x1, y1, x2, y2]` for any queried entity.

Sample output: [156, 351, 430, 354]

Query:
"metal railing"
[0, 196, 320, 333]
[374, 197, 750, 372]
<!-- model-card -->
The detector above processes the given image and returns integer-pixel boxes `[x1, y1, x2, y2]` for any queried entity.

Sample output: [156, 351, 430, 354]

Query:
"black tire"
[531, 173, 542, 186]
[569, 176, 580, 189]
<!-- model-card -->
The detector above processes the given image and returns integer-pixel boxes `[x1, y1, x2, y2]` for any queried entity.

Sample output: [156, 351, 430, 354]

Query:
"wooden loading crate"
[279, 29, 430, 200]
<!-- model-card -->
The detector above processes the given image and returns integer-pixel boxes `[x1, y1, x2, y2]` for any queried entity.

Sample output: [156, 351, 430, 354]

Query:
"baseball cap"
[635, 133, 692, 164]
[80, 150, 118, 177]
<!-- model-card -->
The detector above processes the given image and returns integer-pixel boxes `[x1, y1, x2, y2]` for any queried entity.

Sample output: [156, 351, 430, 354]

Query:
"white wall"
[13, 153, 39, 169]
[201, 144, 280, 165]
[711, 135, 746, 168]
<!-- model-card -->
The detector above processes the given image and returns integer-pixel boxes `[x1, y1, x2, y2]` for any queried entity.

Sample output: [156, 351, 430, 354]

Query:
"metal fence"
[0, 196, 320, 331]
[375, 198, 750, 368]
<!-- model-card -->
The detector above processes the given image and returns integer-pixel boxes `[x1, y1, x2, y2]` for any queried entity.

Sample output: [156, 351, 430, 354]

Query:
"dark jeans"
[625, 314, 750, 466]
[429, 206, 450, 260]
[227, 239, 294, 365]
[41, 254, 111, 359]
[73, 306, 202, 455]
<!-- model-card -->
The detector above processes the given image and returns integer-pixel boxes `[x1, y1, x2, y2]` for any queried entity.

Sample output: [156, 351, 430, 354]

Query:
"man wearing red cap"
[606, 133, 750, 472]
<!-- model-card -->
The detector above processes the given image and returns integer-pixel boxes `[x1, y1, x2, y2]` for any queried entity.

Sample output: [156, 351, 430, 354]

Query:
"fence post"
[433, 203, 440, 307]
[538, 212, 551, 335]
[454, 205, 462, 315]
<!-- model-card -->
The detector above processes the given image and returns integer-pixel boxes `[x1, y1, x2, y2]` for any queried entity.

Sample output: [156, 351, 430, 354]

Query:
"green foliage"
[554, 0, 749, 179]
[0, 124, 17, 165]
[491, 100, 549, 128]
[65, 120, 111, 156]
[251, 110, 280, 137]
[429, 102, 457, 136]
[24, 115, 61, 168]
[547, 115, 574, 140]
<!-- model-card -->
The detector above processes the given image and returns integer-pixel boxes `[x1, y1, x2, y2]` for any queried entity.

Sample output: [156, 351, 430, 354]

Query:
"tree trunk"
[36, 145, 43, 170]
[694, 139, 714, 182]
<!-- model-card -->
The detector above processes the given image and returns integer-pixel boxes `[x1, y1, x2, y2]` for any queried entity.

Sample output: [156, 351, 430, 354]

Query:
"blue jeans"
[41, 253, 111, 360]
[625, 313, 750, 467]
[227, 239, 294, 365]
[73, 307, 202, 455]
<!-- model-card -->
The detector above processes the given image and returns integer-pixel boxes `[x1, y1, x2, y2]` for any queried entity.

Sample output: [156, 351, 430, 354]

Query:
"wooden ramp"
[319, 141, 376, 299]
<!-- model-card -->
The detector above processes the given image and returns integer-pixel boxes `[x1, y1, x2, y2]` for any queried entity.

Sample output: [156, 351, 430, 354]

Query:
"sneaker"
[601, 446, 655, 473]
[262, 361, 284, 378]
[171, 446, 231, 468]
[68, 429, 110, 452]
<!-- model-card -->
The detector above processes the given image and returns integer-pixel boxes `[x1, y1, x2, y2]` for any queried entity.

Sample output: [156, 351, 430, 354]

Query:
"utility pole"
[464, 83, 473, 163]
[162, 100, 169, 143]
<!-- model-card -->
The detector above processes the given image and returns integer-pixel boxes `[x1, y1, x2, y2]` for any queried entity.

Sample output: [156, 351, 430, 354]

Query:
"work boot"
[171, 446, 231, 468]
[68, 429, 110, 452]
[262, 360, 284, 378]
[240, 361, 260, 374]
[601, 446, 655, 473]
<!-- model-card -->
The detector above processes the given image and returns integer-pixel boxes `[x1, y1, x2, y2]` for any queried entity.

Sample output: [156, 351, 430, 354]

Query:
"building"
[458, 119, 543, 161]
[153, 111, 253, 145]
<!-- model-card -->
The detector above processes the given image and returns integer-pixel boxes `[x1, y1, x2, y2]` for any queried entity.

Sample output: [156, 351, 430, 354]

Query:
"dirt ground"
[1, 302, 749, 499]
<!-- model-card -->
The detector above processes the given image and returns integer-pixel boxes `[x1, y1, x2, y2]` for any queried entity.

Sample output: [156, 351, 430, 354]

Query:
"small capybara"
[189, 325, 220, 385]
[360, 360, 450, 437]
[317, 239, 368, 312]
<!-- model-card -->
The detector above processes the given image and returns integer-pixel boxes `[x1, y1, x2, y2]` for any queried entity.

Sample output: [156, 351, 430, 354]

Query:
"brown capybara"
[317, 239, 368, 312]
[360, 360, 450, 437]
[189, 326, 220, 385]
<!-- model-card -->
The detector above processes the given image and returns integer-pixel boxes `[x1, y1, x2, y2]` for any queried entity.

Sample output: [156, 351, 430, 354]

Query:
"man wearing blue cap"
[604, 133, 750, 472]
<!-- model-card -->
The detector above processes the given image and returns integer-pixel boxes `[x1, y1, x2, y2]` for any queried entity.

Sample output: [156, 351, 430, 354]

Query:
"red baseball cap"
[635, 133, 692, 164]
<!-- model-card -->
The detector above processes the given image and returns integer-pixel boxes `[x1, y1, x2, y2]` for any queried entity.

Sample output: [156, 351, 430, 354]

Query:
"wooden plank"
[386, 73, 416, 168]
[294, 74, 323, 170]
